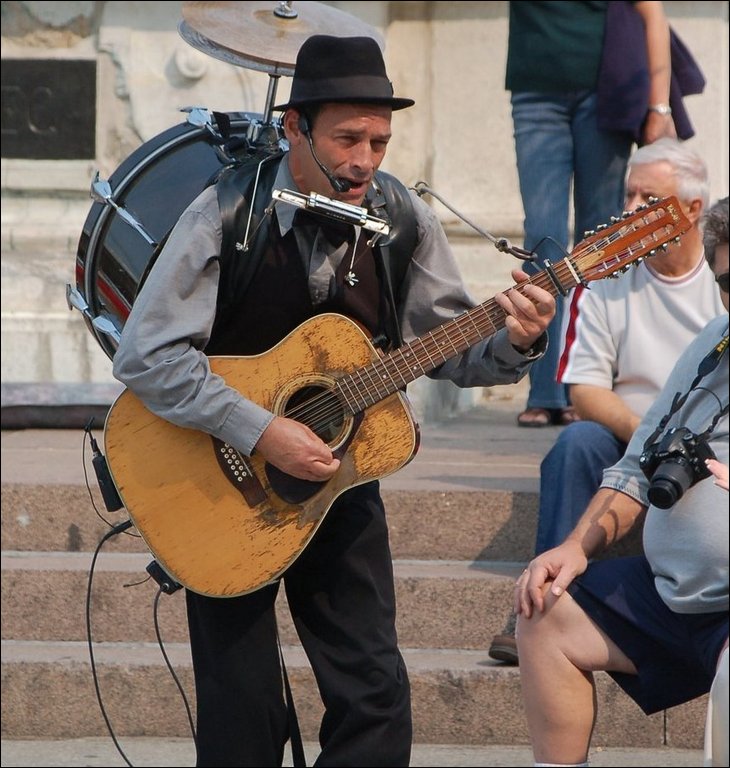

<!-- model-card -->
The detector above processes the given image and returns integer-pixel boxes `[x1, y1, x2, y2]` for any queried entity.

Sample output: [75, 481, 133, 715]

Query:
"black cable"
[85, 520, 135, 768]
[152, 588, 198, 744]
[81, 424, 196, 764]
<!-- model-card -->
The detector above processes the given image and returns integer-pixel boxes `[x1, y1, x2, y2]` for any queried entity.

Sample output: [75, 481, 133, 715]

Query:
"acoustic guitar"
[103, 197, 690, 596]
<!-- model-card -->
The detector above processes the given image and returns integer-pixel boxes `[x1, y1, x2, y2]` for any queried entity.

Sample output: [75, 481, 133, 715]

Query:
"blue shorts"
[567, 555, 728, 714]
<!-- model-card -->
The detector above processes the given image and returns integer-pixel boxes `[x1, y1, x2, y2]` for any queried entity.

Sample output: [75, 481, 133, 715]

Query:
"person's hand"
[641, 112, 677, 145]
[254, 416, 341, 480]
[706, 459, 729, 491]
[513, 539, 588, 618]
[494, 267, 556, 352]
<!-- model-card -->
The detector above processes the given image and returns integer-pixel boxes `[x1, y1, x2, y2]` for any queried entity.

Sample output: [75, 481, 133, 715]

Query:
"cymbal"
[180, 1, 383, 76]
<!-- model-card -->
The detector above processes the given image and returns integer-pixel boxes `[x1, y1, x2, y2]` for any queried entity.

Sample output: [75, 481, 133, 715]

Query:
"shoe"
[517, 407, 551, 427]
[488, 613, 518, 664]
[553, 406, 580, 426]
[488, 632, 518, 664]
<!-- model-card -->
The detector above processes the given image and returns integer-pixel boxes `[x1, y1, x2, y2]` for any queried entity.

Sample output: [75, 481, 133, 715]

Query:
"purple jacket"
[597, 0, 705, 142]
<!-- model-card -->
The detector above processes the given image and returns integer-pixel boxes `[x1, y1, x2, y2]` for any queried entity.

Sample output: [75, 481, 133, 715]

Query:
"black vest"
[207, 155, 417, 355]
[205, 212, 394, 356]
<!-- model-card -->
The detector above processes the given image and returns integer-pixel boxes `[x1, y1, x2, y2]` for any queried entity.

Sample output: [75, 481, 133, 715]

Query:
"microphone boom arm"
[412, 181, 534, 261]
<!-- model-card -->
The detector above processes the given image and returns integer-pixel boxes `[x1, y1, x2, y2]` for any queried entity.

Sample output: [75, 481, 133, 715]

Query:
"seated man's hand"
[513, 539, 588, 619]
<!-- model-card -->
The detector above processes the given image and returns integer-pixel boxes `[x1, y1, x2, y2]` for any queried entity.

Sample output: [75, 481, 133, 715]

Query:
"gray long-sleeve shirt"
[601, 315, 729, 614]
[113, 157, 542, 457]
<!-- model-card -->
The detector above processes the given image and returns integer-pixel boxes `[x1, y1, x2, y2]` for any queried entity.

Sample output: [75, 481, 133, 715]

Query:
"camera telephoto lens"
[647, 458, 695, 509]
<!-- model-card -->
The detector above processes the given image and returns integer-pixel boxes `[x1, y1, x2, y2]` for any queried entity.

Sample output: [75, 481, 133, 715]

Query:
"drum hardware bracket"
[90, 172, 158, 247]
[183, 105, 285, 159]
[182, 105, 219, 135]
[274, 1, 297, 19]
[412, 181, 535, 262]
[272, 189, 391, 236]
[66, 285, 122, 343]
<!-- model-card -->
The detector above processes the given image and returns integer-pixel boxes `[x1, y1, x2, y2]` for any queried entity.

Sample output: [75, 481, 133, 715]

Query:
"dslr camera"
[639, 426, 716, 509]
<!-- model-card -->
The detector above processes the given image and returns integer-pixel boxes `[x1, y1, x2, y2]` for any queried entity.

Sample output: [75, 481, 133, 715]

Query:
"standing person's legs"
[284, 482, 412, 767]
[571, 91, 633, 239]
[186, 584, 289, 767]
[511, 91, 574, 418]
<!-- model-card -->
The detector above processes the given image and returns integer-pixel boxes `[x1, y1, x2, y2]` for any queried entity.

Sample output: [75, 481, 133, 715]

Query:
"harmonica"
[272, 188, 391, 236]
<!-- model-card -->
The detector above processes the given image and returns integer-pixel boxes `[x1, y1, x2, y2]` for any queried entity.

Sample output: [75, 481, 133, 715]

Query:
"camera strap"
[643, 333, 729, 451]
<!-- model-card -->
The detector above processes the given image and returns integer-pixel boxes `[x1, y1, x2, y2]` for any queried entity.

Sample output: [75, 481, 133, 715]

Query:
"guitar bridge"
[211, 438, 267, 506]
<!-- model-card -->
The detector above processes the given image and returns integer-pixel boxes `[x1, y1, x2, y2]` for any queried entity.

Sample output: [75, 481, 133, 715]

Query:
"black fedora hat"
[273, 34, 415, 111]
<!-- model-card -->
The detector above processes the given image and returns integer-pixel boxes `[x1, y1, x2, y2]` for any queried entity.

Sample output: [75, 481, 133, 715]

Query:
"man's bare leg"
[517, 590, 637, 765]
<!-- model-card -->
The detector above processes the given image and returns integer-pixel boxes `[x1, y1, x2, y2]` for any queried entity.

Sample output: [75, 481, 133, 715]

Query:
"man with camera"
[514, 196, 728, 767]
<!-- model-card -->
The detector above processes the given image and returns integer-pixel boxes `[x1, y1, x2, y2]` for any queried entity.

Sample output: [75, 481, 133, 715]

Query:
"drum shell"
[75, 111, 276, 359]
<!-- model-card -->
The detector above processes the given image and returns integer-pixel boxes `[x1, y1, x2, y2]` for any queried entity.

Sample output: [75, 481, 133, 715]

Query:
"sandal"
[553, 407, 580, 426]
[517, 407, 551, 427]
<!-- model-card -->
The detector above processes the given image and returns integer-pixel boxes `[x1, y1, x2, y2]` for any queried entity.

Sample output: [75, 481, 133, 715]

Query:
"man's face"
[286, 102, 392, 204]
[624, 160, 680, 213]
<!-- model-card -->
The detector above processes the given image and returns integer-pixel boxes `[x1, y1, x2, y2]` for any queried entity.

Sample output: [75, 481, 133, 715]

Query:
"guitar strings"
[282, 212, 674, 436]
[284, 219, 666, 434]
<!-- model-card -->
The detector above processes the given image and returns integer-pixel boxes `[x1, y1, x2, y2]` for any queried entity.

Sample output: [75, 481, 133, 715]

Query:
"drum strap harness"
[214, 154, 418, 350]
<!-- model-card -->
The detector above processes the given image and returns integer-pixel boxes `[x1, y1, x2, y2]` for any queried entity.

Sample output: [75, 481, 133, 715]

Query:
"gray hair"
[702, 196, 729, 269]
[628, 138, 710, 208]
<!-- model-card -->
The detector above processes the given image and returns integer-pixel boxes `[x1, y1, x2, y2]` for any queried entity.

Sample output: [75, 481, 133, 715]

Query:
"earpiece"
[298, 113, 310, 135]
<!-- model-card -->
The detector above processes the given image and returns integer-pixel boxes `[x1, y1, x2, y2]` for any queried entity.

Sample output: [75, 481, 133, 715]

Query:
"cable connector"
[85, 420, 124, 512]
[90, 437, 124, 512]
[146, 560, 183, 594]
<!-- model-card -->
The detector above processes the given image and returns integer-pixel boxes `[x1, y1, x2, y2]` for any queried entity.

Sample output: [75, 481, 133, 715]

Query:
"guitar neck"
[335, 255, 579, 413]
[334, 195, 689, 415]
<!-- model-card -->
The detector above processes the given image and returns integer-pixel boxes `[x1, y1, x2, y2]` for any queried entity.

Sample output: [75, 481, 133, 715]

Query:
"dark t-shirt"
[505, 0, 608, 92]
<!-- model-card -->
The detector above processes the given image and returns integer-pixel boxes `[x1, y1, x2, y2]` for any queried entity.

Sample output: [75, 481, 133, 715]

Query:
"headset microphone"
[300, 114, 353, 194]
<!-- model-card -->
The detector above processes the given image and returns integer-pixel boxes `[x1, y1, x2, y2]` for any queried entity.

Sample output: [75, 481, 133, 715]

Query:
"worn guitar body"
[104, 314, 419, 597]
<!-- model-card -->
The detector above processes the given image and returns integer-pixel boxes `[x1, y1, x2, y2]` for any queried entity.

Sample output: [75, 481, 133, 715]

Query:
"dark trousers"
[185, 482, 412, 767]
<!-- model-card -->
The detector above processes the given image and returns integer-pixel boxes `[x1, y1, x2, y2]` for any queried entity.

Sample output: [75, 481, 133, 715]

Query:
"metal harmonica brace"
[272, 188, 391, 236]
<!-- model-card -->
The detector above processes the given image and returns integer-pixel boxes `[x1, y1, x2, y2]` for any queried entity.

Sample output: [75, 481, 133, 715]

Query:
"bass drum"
[75, 110, 283, 359]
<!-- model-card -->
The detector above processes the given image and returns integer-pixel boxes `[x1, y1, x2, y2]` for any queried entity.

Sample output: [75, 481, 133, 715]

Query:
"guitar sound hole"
[284, 385, 345, 444]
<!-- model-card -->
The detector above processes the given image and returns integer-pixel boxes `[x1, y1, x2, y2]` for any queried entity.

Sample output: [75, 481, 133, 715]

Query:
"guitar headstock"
[572, 197, 691, 284]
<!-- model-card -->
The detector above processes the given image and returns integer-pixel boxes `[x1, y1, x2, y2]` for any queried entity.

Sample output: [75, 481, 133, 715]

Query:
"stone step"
[1, 482, 539, 561]
[2, 483, 641, 563]
[0, 737, 707, 768]
[1, 551, 522, 650]
[0, 640, 706, 749]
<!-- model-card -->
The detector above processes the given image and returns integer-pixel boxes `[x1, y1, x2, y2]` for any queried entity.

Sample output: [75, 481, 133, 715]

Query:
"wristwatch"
[648, 103, 672, 116]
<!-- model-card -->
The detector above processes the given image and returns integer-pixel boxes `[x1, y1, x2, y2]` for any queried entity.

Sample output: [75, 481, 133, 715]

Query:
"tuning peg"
[596, 223, 609, 231]
[648, 196, 659, 204]
[621, 211, 632, 219]
[583, 229, 596, 237]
